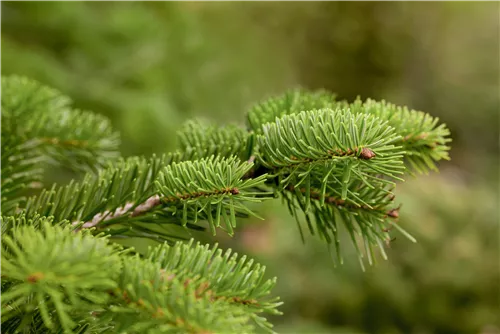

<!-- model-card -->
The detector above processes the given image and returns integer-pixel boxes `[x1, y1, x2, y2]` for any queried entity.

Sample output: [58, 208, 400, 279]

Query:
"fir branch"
[107, 257, 255, 334]
[29, 107, 121, 170]
[248, 89, 451, 174]
[21, 154, 270, 241]
[73, 195, 162, 229]
[1, 75, 120, 171]
[282, 180, 413, 269]
[1, 219, 123, 332]
[1, 78, 453, 333]
[1, 127, 45, 215]
[1, 75, 71, 120]
[247, 88, 338, 133]
[256, 108, 405, 204]
[257, 109, 404, 173]
[348, 98, 452, 173]
[2, 218, 280, 333]
[21, 154, 190, 243]
[146, 240, 282, 332]
[177, 119, 254, 161]
[102, 240, 281, 333]
[155, 156, 271, 236]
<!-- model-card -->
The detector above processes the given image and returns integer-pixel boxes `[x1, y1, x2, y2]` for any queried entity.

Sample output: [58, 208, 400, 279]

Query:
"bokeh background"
[2, 2, 499, 334]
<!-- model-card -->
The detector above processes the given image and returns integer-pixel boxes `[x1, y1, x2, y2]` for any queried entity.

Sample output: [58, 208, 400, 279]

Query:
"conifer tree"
[1, 76, 451, 333]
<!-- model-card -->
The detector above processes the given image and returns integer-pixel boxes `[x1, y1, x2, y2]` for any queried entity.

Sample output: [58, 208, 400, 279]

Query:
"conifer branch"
[281, 178, 411, 268]
[256, 109, 405, 205]
[1, 127, 45, 215]
[286, 184, 398, 215]
[177, 120, 254, 161]
[72, 195, 162, 229]
[155, 156, 271, 236]
[348, 98, 452, 173]
[247, 88, 338, 132]
[247, 90, 451, 174]
[144, 240, 282, 332]
[20, 155, 270, 241]
[1, 78, 452, 332]
[1, 218, 280, 333]
[1, 218, 122, 332]
[173, 100, 424, 260]
[1, 76, 120, 172]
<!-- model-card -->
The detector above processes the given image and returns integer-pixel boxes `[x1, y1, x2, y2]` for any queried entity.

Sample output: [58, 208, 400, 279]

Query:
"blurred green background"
[2, 2, 499, 334]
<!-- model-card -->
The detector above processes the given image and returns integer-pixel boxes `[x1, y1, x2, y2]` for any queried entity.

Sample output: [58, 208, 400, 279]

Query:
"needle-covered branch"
[282, 180, 414, 269]
[257, 109, 405, 204]
[247, 88, 338, 132]
[177, 120, 254, 161]
[248, 89, 451, 174]
[1, 75, 120, 171]
[21, 154, 179, 242]
[1, 218, 280, 334]
[1, 78, 452, 333]
[156, 156, 271, 236]
[146, 240, 282, 331]
[1, 126, 45, 215]
[348, 98, 452, 173]
[1, 217, 123, 333]
[20, 154, 270, 241]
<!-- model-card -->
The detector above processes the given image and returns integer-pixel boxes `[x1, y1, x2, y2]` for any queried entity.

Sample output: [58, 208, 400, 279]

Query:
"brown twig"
[286, 184, 398, 217]
[39, 137, 89, 148]
[72, 185, 241, 229]
[72, 195, 162, 229]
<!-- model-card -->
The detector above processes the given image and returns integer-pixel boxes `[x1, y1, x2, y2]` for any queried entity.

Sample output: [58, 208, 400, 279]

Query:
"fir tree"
[1, 76, 451, 333]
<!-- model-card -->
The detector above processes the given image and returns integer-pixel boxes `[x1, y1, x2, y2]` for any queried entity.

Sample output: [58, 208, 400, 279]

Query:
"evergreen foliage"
[1, 76, 120, 172]
[1, 76, 451, 333]
[177, 120, 253, 161]
[248, 90, 451, 174]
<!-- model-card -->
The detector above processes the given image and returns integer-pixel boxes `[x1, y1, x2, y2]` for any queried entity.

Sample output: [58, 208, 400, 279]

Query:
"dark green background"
[2, 2, 499, 333]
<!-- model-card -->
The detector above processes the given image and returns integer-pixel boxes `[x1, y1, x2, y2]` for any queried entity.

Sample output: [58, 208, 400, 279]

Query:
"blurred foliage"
[2, 1, 498, 334]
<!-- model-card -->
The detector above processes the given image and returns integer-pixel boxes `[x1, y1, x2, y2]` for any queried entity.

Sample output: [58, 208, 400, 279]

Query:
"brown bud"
[27, 272, 44, 283]
[359, 148, 376, 160]
[387, 208, 399, 218]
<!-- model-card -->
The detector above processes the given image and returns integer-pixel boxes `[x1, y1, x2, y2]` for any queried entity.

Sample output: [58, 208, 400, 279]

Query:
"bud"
[359, 147, 376, 160]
